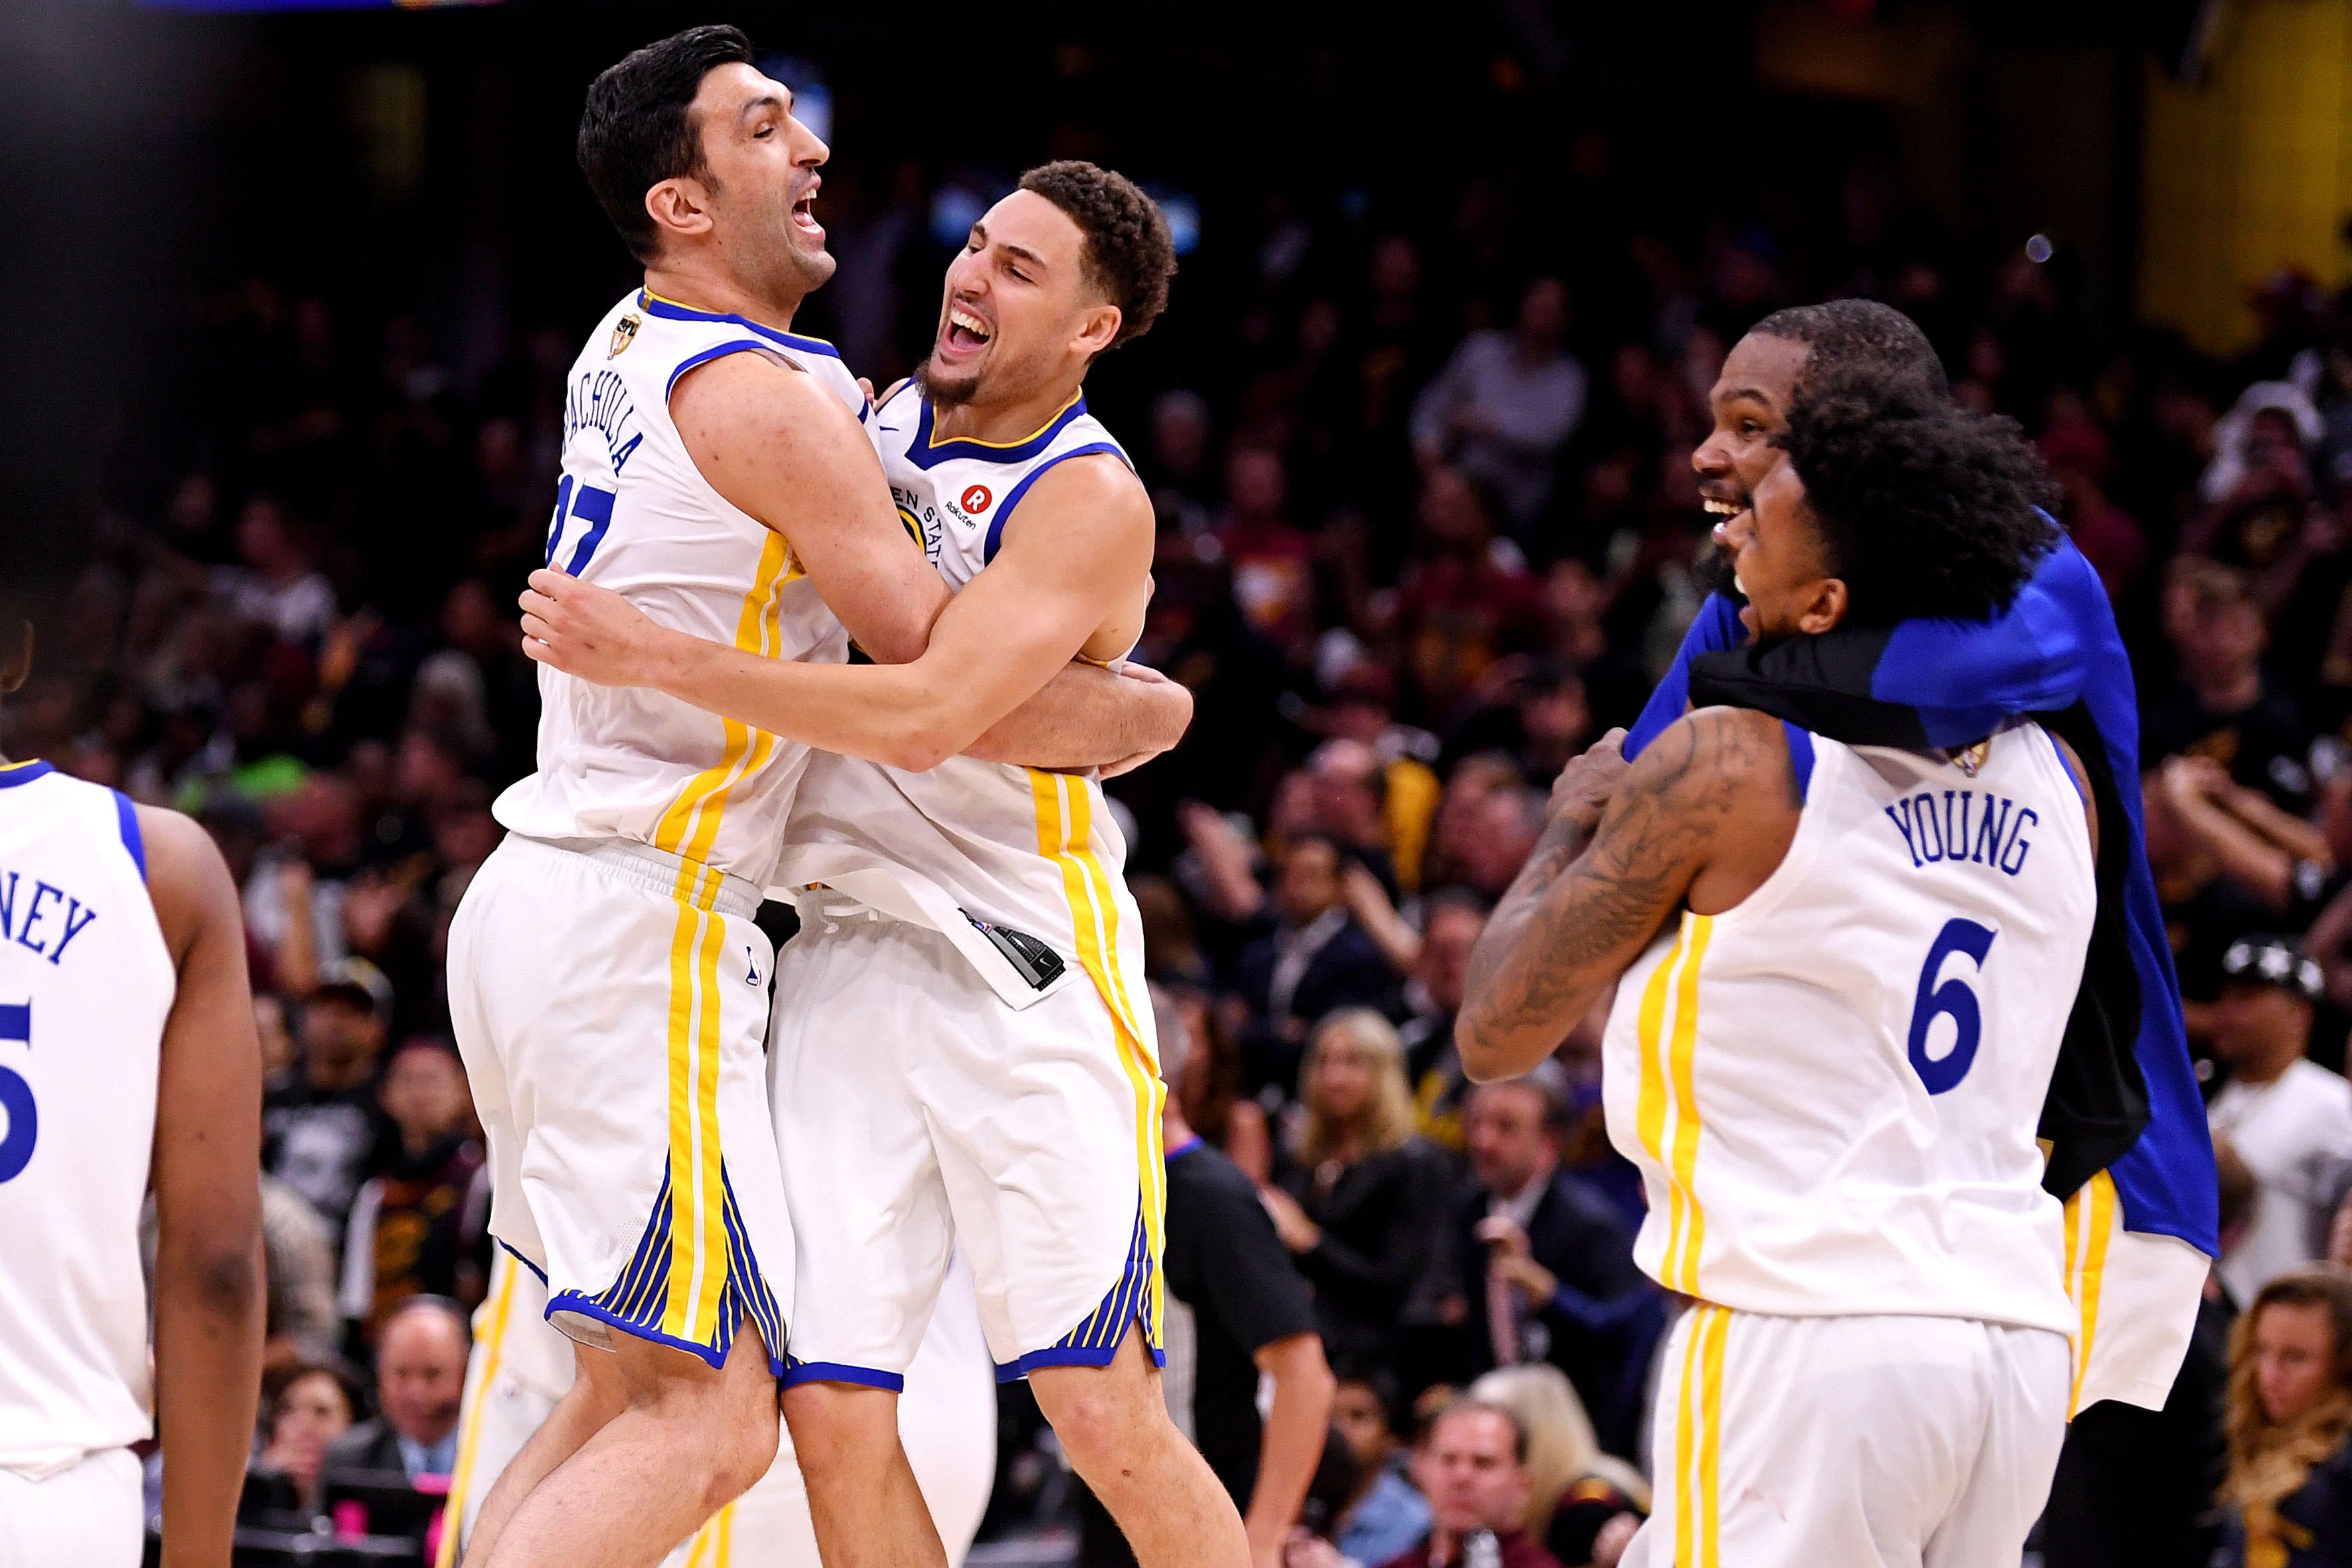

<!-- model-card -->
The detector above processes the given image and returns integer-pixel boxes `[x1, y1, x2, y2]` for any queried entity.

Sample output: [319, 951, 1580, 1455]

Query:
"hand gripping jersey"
[1602, 724, 2094, 1339]
[493, 289, 867, 890]
[0, 763, 173, 1478]
[775, 385, 1144, 1008]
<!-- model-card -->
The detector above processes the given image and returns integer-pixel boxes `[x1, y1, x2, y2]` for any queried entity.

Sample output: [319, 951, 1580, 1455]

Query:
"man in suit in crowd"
[324, 1296, 470, 1482]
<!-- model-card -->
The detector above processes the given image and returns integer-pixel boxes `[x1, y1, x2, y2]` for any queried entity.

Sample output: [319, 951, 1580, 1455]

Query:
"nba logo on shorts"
[961, 485, 992, 514]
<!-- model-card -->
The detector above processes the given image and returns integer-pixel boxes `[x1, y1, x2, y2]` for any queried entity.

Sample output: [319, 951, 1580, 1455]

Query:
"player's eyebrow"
[1714, 386, 1776, 409]
[999, 242, 1050, 273]
[740, 91, 787, 123]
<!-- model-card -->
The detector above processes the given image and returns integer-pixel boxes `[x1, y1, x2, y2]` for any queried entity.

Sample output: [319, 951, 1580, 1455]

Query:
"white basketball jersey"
[777, 386, 1145, 991]
[1601, 721, 2095, 1334]
[0, 763, 173, 1476]
[493, 289, 868, 890]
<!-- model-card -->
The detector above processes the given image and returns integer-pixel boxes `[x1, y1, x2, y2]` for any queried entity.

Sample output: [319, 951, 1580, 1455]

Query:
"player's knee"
[704, 1402, 779, 1504]
[1034, 1374, 1162, 1480]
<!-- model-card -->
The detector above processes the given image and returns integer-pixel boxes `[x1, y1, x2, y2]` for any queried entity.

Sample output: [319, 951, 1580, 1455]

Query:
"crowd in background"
[38, 121, 2352, 1564]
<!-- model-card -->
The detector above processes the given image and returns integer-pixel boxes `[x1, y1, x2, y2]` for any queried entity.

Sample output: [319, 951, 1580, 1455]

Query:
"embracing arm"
[1456, 709, 1789, 1081]
[964, 659, 1194, 771]
[524, 453, 1160, 772]
[143, 807, 266, 1568]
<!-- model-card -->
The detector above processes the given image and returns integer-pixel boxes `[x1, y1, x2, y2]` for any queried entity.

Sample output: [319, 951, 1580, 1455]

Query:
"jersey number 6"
[1907, 918, 1997, 1095]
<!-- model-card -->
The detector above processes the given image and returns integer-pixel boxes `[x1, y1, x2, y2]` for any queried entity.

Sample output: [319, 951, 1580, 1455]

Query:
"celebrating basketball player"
[446, 31, 1188, 1568]
[518, 163, 1251, 1568]
[0, 589, 265, 1568]
[1456, 382, 2094, 1565]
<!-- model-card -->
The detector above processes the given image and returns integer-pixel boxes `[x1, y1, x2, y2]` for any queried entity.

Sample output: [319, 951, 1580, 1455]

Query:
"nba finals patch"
[609, 313, 642, 358]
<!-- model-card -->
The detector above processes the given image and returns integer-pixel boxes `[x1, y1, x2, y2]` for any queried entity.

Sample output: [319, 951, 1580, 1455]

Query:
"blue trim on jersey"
[665, 339, 780, 401]
[982, 442, 1130, 563]
[904, 392, 1092, 471]
[1626, 532, 2217, 1255]
[636, 290, 842, 360]
[496, 1238, 550, 1285]
[2049, 730, 2086, 803]
[0, 761, 54, 790]
[1781, 723, 1814, 802]
[995, 1201, 1163, 1382]
[996, 1342, 1170, 1382]
[112, 791, 146, 880]
[781, 1360, 905, 1393]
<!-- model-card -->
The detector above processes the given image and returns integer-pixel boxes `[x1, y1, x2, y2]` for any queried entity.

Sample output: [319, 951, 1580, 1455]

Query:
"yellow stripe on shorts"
[1030, 767, 1168, 1344]
[649, 532, 792, 1345]
[435, 1251, 521, 1568]
[2065, 1169, 2118, 1417]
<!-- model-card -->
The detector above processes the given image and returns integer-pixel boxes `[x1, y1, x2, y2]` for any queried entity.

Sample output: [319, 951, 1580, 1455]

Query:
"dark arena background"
[7, 0, 2352, 1564]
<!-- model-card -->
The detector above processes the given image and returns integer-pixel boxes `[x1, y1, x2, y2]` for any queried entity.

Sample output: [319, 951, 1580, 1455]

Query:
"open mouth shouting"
[937, 298, 995, 365]
[790, 176, 824, 243]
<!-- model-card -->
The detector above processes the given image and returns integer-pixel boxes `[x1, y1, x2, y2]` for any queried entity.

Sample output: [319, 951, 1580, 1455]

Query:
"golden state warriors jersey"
[0, 763, 172, 1476]
[1601, 721, 2095, 1334]
[777, 385, 1146, 1008]
[493, 291, 867, 890]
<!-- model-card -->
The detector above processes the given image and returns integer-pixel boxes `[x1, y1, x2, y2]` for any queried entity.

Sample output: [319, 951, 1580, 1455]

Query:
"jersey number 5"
[0, 1000, 33, 1182]
[545, 475, 619, 574]
[1907, 918, 1997, 1095]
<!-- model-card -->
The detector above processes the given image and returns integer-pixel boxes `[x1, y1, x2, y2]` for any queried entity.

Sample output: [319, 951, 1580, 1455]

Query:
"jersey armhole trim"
[112, 791, 147, 882]
[982, 442, 1132, 563]
[1781, 721, 1815, 803]
[2048, 730, 2087, 805]
[664, 340, 791, 401]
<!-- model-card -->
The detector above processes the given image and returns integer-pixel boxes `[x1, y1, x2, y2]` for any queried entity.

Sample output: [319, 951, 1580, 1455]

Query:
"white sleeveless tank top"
[1600, 720, 2096, 1333]
[493, 289, 868, 890]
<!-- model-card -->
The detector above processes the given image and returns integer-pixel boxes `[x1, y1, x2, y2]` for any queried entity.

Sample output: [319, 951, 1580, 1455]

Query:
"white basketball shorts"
[769, 905, 1165, 1387]
[0, 1447, 140, 1567]
[448, 834, 791, 1373]
[1622, 1306, 2070, 1568]
[439, 1248, 998, 1568]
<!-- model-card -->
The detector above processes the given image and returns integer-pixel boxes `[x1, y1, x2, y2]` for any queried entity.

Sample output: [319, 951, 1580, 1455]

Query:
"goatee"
[915, 359, 980, 409]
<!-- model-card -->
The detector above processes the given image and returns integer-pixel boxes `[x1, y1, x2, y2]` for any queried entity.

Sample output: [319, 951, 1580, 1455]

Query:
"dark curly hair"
[1016, 161, 1176, 350]
[578, 26, 755, 264]
[1753, 299, 1950, 406]
[1777, 371, 2059, 626]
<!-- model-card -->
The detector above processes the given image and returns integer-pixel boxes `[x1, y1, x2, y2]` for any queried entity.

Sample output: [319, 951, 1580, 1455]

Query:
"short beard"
[915, 358, 981, 409]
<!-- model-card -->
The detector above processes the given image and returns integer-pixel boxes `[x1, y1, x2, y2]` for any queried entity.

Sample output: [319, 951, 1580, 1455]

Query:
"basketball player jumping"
[0, 595, 265, 1567]
[447, 31, 1188, 1568]
[518, 163, 1251, 1568]
[1456, 382, 2096, 1565]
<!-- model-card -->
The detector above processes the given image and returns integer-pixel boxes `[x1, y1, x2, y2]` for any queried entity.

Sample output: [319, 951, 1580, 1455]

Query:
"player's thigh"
[0, 1447, 141, 1568]
[922, 961, 1160, 1374]
[769, 917, 956, 1387]
[1923, 1325, 2071, 1568]
[1632, 1309, 1994, 1568]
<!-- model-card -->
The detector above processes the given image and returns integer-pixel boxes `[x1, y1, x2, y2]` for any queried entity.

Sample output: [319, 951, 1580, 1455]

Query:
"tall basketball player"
[447, 33, 1188, 1568]
[0, 601, 264, 1566]
[518, 163, 1249, 1568]
[1457, 382, 2094, 1565]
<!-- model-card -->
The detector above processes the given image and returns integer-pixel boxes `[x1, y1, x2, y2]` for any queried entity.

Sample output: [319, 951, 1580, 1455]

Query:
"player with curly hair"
[519, 159, 1257, 1568]
[1454, 387, 2100, 1566]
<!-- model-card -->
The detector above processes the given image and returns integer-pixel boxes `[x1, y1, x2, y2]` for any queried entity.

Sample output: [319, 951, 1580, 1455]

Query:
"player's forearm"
[155, 1229, 264, 1568]
[1246, 1336, 1336, 1553]
[963, 663, 1193, 769]
[1458, 811, 1601, 1075]
[651, 629, 979, 771]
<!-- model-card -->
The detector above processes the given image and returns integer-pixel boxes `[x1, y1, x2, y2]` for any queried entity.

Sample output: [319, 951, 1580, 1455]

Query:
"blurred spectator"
[1465, 1365, 1645, 1568]
[262, 1175, 342, 1373]
[1085, 989, 1335, 1568]
[1447, 1072, 1650, 1456]
[1267, 1010, 1450, 1372]
[214, 493, 335, 648]
[339, 1038, 489, 1346]
[250, 1359, 361, 1514]
[266, 957, 399, 1231]
[323, 1296, 470, 1482]
[1411, 278, 1588, 531]
[1231, 836, 1399, 1093]
[2209, 937, 2352, 1305]
[1391, 471, 1553, 728]
[2144, 562, 2315, 812]
[2220, 1267, 2352, 1565]
[1322, 1366, 1432, 1568]
[2147, 769, 2276, 1045]
[1219, 446, 1316, 657]
[1379, 1399, 1564, 1568]
[1397, 890, 1488, 1154]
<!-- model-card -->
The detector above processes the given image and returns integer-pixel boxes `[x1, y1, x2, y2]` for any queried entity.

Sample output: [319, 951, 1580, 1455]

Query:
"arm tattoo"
[1460, 713, 1763, 1073]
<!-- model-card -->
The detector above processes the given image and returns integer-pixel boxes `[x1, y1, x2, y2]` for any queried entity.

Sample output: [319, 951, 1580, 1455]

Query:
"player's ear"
[1795, 578, 1847, 636]
[1075, 302, 1122, 357]
[645, 177, 716, 246]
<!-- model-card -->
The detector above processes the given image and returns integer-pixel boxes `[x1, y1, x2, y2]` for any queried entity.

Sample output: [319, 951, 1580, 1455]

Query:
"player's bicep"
[672, 353, 947, 664]
[141, 811, 262, 1227]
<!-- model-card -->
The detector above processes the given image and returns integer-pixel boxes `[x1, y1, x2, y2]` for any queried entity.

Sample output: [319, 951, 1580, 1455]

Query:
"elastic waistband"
[510, 834, 761, 919]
